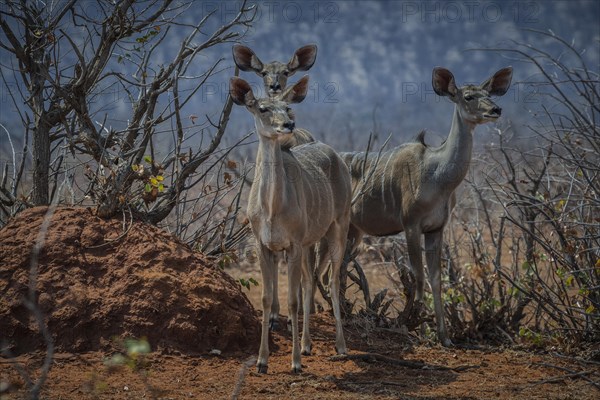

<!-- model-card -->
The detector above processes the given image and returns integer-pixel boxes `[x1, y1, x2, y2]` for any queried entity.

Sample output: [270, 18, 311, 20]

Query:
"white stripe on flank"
[388, 164, 397, 212]
[381, 153, 394, 211]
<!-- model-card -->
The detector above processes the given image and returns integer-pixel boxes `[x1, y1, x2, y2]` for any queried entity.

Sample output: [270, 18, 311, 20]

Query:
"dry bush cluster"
[0, 0, 256, 256]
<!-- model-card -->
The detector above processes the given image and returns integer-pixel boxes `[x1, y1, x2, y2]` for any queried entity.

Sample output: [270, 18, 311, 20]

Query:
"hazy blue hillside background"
[1, 0, 599, 155]
[221, 0, 600, 150]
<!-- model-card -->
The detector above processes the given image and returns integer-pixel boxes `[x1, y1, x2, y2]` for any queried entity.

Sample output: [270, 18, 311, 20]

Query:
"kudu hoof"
[291, 365, 302, 374]
[257, 364, 268, 374]
[301, 348, 311, 356]
[269, 318, 280, 331]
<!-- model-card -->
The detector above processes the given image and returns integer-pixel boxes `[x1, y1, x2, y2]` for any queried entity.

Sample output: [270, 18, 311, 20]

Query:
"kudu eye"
[464, 94, 474, 101]
[259, 106, 268, 113]
[282, 71, 289, 77]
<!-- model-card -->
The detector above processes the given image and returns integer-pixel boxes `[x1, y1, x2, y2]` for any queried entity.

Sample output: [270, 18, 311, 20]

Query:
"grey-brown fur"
[230, 75, 352, 374]
[340, 67, 513, 346]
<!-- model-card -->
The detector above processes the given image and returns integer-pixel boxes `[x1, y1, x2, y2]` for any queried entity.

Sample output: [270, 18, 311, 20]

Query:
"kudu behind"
[232, 44, 317, 97]
[341, 67, 513, 346]
[232, 44, 317, 149]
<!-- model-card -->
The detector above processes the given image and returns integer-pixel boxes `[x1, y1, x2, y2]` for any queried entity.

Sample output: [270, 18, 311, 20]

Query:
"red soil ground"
[1, 207, 598, 399]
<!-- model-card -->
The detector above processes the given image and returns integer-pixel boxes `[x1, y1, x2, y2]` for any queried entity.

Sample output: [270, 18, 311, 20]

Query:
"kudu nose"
[283, 121, 295, 131]
[270, 82, 281, 91]
[492, 106, 502, 115]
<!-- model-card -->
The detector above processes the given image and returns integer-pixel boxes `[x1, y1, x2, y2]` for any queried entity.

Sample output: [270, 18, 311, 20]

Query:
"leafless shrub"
[0, 0, 256, 229]
[442, 31, 599, 346]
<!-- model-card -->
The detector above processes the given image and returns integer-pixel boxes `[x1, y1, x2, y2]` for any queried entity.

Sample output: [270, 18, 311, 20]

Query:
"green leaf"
[249, 277, 259, 286]
[144, 183, 152, 192]
[578, 288, 589, 296]
[565, 275, 574, 287]
[519, 327, 528, 337]
[158, 183, 164, 192]
[143, 155, 152, 163]
[585, 304, 596, 314]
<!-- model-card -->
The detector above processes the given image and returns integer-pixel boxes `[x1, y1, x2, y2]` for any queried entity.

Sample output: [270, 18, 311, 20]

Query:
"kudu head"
[432, 66, 513, 125]
[232, 44, 317, 97]
[230, 75, 310, 141]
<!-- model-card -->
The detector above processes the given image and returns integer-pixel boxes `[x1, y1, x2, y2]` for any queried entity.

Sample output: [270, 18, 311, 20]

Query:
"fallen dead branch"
[528, 369, 598, 388]
[329, 353, 480, 372]
[530, 362, 600, 389]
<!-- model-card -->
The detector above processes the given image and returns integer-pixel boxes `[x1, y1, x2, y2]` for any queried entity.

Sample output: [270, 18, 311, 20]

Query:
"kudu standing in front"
[230, 76, 352, 373]
[342, 67, 513, 346]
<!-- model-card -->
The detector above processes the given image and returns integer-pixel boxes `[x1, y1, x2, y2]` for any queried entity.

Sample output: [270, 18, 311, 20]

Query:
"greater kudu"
[232, 44, 317, 149]
[341, 67, 513, 346]
[230, 76, 352, 373]
[232, 44, 317, 97]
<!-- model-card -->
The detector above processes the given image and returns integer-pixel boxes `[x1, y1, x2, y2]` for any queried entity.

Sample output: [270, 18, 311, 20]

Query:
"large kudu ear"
[287, 44, 317, 75]
[281, 75, 310, 104]
[481, 67, 513, 96]
[432, 67, 458, 98]
[232, 45, 264, 74]
[229, 77, 256, 106]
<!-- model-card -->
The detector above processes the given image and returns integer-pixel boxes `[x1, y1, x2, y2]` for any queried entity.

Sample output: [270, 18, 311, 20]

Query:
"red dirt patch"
[2, 313, 599, 399]
[0, 206, 260, 355]
[1, 207, 598, 399]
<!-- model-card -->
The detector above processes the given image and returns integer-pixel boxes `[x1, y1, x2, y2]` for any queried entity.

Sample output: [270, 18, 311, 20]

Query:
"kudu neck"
[254, 125, 288, 216]
[436, 105, 476, 189]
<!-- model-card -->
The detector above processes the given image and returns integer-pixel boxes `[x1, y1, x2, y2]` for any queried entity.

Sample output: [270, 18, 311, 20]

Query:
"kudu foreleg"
[257, 245, 277, 373]
[425, 229, 452, 347]
[301, 246, 314, 356]
[405, 227, 426, 336]
[287, 245, 303, 373]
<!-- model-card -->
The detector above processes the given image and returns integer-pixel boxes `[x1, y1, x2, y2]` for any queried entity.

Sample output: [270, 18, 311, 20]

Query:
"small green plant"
[518, 327, 544, 347]
[239, 277, 259, 290]
[104, 337, 151, 370]
[102, 337, 157, 398]
[444, 287, 465, 304]
[132, 156, 166, 205]
[217, 253, 237, 269]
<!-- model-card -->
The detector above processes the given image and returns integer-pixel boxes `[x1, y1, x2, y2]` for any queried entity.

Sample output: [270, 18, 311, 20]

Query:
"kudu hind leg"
[326, 222, 348, 355]
[287, 245, 304, 372]
[310, 239, 330, 312]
